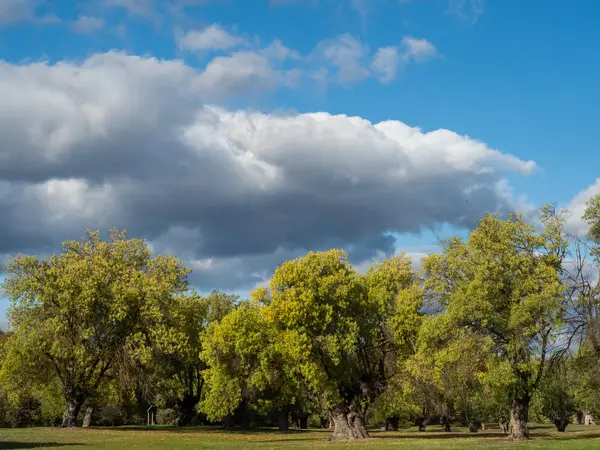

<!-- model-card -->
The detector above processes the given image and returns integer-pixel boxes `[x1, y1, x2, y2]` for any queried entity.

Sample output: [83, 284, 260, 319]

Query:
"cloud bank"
[0, 51, 537, 289]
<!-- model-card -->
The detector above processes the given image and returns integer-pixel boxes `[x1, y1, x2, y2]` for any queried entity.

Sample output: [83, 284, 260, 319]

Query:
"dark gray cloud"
[0, 51, 535, 291]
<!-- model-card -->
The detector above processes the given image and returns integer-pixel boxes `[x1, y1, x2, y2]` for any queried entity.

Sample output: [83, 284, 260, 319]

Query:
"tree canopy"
[0, 229, 190, 427]
[0, 202, 599, 442]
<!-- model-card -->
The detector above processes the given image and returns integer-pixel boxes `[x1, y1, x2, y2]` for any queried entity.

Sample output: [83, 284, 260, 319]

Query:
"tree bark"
[177, 393, 200, 426]
[468, 422, 478, 432]
[573, 411, 583, 425]
[441, 417, 451, 432]
[508, 396, 530, 440]
[278, 407, 289, 432]
[298, 415, 309, 429]
[62, 397, 84, 428]
[416, 417, 428, 432]
[385, 417, 399, 431]
[328, 406, 369, 441]
[82, 407, 93, 428]
[554, 418, 568, 432]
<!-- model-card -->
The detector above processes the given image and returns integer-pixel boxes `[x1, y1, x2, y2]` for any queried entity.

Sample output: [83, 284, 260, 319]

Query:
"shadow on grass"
[0, 443, 83, 449]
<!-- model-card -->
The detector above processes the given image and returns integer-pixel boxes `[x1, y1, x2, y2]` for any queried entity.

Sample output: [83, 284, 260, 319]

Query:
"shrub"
[156, 408, 180, 426]
[96, 404, 126, 427]
[5, 397, 42, 428]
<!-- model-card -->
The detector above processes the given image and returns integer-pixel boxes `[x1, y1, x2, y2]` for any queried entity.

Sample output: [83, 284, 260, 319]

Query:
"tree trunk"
[385, 417, 399, 431]
[573, 411, 583, 425]
[328, 406, 369, 441]
[441, 417, 451, 432]
[62, 397, 84, 428]
[416, 417, 428, 432]
[298, 415, 309, 429]
[177, 393, 200, 426]
[508, 396, 530, 440]
[554, 418, 569, 432]
[82, 407, 93, 428]
[278, 407, 289, 432]
[468, 422, 478, 432]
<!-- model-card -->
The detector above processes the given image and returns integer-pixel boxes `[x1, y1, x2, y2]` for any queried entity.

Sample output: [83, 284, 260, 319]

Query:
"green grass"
[0, 424, 599, 449]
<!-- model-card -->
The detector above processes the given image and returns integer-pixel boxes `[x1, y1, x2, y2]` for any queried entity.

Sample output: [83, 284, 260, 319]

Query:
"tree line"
[1, 198, 600, 442]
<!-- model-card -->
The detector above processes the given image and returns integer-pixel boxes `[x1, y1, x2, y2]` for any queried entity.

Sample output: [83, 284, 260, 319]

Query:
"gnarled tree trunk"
[508, 395, 530, 440]
[82, 407, 93, 428]
[554, 418, 569, 432]
[62, 396, 84, 428]
[328, 405, 369, 441]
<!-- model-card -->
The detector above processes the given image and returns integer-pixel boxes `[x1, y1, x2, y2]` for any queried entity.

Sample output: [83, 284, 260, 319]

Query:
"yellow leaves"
[2, 228, 193, 407]
[422, 208, 569, 407]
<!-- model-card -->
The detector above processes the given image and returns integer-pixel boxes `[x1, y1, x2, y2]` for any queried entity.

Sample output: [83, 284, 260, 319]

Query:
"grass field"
[1, 424, 599, 450]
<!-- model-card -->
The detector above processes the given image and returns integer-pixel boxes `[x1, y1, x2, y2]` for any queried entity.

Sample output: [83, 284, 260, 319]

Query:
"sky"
[0, 0, 599, 328]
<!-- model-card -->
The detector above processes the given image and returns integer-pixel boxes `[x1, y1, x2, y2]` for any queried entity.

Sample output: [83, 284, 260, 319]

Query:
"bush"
[156, 408, 180, 426]
[5, 397, 42, 428]
[96, 404, 126, 427]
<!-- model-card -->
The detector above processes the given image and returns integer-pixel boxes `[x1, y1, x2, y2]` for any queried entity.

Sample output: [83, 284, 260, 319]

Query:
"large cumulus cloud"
[0, 51, 536, 289]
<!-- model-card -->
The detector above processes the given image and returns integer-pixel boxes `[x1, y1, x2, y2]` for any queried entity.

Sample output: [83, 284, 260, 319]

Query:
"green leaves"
[583, 194, 600, 248]
[421, 208, 569, 430]
[0, 228, 192, 420]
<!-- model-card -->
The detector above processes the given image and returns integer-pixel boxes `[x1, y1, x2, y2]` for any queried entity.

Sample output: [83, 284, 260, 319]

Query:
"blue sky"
[2, 0, 598, 204]
[0, 0, 599, 327]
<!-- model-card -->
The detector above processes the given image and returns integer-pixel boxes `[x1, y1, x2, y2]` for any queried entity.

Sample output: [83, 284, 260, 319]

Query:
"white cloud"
[0, 0, 34, 25]
[260, 40, 300, 61]
[0, 51, 535, 290]
[565, 179, 600, 237]
[178, 24, 244, 53]
[193, 51, 278, 99]
[72, 15, 105, 34]
[448, 0, 485, 24]
[401, 37, 439, 63]
[371, 46, 399, 84]
[0, 0, 60, 26]
[313, 33, 370, 84]
[102, 0, 157, 18]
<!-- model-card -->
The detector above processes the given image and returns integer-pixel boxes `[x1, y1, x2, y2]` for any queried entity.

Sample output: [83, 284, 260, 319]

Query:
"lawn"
[1, 424, 599, 449]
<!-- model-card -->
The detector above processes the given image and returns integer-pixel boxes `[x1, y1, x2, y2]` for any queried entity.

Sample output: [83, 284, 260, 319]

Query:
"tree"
[0, 229, 190, 427]
[411, 320, 493, 432]
[154, 290, 236, 425]
[531, 357, 575, 432]
[201, 301, 304, 431]
[423, 208, 568, 440]
[566, 194, 600, 358]
[258, 250, 422, 441]
[570, 344, 600, 420]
